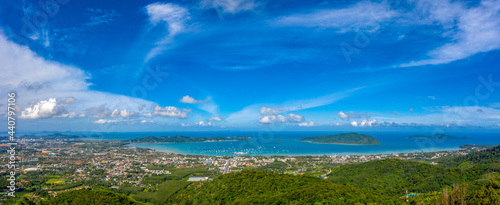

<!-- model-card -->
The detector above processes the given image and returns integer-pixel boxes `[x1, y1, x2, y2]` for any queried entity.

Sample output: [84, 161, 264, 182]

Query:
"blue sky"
[1, 0, 500, 132]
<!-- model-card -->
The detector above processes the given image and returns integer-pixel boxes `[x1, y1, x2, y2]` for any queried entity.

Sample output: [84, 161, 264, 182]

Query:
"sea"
[77, 131, 500, 156]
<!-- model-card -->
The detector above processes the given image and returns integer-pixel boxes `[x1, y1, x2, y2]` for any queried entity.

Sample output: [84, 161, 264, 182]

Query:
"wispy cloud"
[200, 0, 258, 14]
[144, 2, 190, 61]
[398, 0, 500, 67]
[274, 1, 398, 33]
[85, 8, 119, 27]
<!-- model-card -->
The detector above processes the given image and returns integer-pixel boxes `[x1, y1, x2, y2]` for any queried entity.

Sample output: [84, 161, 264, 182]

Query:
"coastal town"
[0, 134, 493, 204]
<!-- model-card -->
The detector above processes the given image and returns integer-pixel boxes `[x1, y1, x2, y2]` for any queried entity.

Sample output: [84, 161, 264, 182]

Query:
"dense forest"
[19, 189, 141, 205]
[128, 135, 251, 143]
[298, 132, 381, 145]
[168, 170, 400, 204]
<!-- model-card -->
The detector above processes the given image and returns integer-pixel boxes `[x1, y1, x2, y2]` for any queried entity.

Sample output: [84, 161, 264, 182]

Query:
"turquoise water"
[84, 131, 500, 156]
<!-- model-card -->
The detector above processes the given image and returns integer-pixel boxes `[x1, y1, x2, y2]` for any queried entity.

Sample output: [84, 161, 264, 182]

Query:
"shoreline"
[126, 142, 462, 157]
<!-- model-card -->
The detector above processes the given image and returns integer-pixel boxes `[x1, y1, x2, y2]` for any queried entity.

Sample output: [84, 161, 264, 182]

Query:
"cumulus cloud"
[181, 121, 214, 127]
[298, 121, 318, 127]
[144, 106, 191, 118]
[259, 113, 305, 124]
[259, 115, 287, 124]
[359, 119, 377, 127]
[110, 109, 138, 118]
[338, 111, 348, 119]
[0, 32, 155, 124]
[144, 3, 190, 61]
[287, 113, 305, 122]
[20, 98, 71, 119]
[200, 0, 258, 14]
[179, 95, 206, 104]
[208, 116, 222, 121]
[226, 88, 363, 126]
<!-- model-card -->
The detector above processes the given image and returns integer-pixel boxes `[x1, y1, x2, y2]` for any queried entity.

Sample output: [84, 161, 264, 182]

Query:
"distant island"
[405, 134, 467, 139]
[128, 135, 251, 143]
[298, 132, 381, 145]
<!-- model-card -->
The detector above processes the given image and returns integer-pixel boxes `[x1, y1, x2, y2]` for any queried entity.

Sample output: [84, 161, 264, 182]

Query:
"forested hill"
[437, 144, 500, 167]
[298, 132, 380, 145]
[128, 135, 251, 143]
[168, 170, 400, 204]
[328, 159, 463, 196]
[26, 189, 141, 205]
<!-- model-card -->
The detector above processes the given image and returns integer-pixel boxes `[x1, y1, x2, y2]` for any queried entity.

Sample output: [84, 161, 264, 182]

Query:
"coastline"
[126, 142, 462, 157]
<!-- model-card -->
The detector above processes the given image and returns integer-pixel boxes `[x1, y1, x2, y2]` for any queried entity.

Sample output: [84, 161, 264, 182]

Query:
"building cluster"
[0, 136, 490, 197]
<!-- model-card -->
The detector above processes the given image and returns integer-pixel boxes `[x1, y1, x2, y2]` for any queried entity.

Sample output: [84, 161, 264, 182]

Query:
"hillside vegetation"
[168, 170, 400, 205]
[20, 189, 141, 205]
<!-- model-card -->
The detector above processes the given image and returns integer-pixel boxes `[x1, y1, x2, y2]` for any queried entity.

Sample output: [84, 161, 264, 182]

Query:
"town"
[0, 136, 492, 204]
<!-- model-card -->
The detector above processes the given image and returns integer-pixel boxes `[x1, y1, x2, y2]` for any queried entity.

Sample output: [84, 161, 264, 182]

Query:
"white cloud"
[259, 115, 287, 124]
[110, 109, 137, 118]
[350, 121, 358, 127]
[200, 0, 258, 14]
[287, 113, 305, 122]
[208, 116, 222, 121]
[179, 95, 206, 104]
[274, 1, 398, 33]
[399, 0, 500, 67]
[337, 111, 371, 120]
[338, 111, 348, 119]
[298, 121, 318, 127]
[140, 120, 154, 124]
[61, 97, 76, 104]
[260, 107, 284, 115]
[144, 3, 190, 61]
[372, 106, 500, 127]
[359, 119, 377, 127]
[94, 119, 120, 124]
[0, 31, 157, 124]
[226, 87, 363, 126]
[20, 98, 68, 119]
[259, 113, 305, 124]
[144, 106, 191, 118]
[181, 121, 214, 127]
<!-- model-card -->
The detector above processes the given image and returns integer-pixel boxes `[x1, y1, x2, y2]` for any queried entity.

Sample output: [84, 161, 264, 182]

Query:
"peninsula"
[127, 135, 251, 143]
[298, 132, 381, 145]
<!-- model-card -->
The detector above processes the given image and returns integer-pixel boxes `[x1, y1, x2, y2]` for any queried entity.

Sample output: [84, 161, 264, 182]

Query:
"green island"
[298, 132, 381, 145]
[127, 135, 251, 143]
[405, 133, 468, 139]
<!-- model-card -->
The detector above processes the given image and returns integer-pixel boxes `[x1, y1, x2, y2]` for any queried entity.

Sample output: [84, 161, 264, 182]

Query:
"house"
[187, 177, 209, 181]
